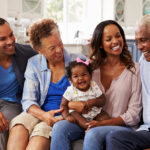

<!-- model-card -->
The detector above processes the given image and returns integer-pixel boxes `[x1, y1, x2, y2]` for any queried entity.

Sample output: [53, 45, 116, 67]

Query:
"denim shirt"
[21, 49, 85, 112]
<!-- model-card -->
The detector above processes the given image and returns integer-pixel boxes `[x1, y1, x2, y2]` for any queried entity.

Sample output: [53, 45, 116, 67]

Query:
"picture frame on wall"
[7, 0, 44, 19]
[115, 0, 125, 23]
[22, 0, 43, 18]
[143, 0, 150, 15]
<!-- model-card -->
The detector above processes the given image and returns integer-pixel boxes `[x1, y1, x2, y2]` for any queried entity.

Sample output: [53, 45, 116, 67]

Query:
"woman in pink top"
[50, 20, 142, 150]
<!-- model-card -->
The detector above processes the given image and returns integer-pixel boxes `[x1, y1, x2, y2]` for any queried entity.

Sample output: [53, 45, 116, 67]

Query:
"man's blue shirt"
[0, 63, 19, 102]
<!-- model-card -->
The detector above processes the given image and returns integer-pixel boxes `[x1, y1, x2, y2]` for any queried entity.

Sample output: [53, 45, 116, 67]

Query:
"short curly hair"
[28, 18, 59, 49]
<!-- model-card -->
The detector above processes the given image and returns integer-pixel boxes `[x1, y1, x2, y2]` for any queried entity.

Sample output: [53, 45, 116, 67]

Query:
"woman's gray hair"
[28, 18, 59, 49]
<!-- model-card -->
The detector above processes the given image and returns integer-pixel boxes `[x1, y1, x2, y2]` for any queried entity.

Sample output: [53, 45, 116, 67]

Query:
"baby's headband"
[76, 57, 90, 66]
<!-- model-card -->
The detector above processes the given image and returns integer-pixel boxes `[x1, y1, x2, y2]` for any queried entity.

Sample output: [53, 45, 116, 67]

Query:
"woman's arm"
[120, 64, 142, 126]
[28, 105, 63, 126]
[68, 94, 106, 114]
[68, 101, 86, 113]
[85, 94, 106, 108]
[85, 81, 106, 109]
[86, 116, 125, 132]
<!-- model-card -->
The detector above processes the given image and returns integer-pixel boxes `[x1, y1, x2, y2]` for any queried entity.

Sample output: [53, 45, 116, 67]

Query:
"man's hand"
[0, 112, 8, 132]
[42, 108, 63, 126]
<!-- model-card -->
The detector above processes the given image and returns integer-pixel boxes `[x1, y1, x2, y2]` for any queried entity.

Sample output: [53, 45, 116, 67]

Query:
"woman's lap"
[10, 112, 53, 138]
[50, 120, 132, 150]
[51, 120, 85, 150]
[83, 126, 132, 150]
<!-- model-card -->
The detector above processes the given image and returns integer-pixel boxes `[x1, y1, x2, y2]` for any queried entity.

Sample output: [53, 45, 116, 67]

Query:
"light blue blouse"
[21, 49, 85, 112]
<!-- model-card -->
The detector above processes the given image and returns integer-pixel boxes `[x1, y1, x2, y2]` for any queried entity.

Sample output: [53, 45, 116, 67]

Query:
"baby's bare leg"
[94, 109, 110, 121]
[71, 111, 88, 129]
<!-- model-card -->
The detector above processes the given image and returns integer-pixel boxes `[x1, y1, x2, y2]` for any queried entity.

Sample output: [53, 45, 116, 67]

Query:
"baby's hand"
[66, 115, 76, 123]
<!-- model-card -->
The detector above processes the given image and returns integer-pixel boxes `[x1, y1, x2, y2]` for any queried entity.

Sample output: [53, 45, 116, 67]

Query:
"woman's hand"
[86, 120, 101, 131]
[68, 101, 85, 113]
[85, 120, 108, 132]
[68, 101, 91, 114]
[85, 116, 125, 133]
[42, 108, 63, 126]
[87, 120, 101, 129]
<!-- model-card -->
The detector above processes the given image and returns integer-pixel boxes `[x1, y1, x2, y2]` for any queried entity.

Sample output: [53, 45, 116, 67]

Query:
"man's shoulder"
[15, 43, 37, 58]
[139, 54, 145, 64]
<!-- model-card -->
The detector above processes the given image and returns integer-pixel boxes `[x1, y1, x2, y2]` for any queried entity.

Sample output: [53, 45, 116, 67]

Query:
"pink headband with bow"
[76, 57, 90, 66]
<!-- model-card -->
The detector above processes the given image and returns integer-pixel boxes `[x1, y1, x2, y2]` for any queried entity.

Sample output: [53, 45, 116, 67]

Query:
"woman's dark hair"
[67, 60, 93, 79]
[90, 20, 134, 71]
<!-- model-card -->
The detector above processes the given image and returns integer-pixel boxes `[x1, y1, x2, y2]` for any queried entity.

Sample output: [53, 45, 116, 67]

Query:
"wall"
[124, 0, 142, 27]
[102, 0, 115, 20]
[7, 0, 21, 18]
[0, 0, 7, 18]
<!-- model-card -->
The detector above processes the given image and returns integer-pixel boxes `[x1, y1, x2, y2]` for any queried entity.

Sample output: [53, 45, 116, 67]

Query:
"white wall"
[124, 0, 142, 27]
[102, 0, 115, 20]
[0, 0, 7, 18]
[79, 0, 102, 37]
[7, 0, 21, 18]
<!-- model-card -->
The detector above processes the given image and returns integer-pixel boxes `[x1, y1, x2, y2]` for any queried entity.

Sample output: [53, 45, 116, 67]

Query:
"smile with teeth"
[6, 45, 13, 49]
[112, 45, 120, 51]
[5, 44, 14, 49]
[143, 51, 150, 55]
[79, 81, 86, 85]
